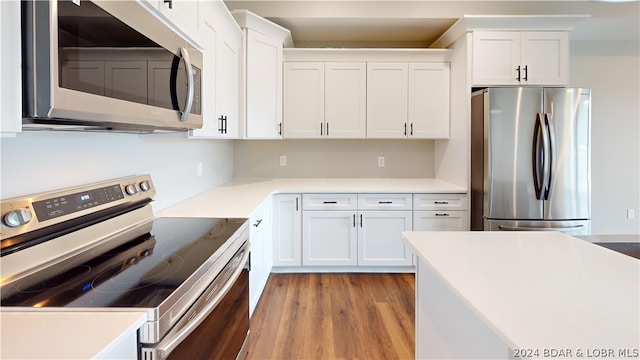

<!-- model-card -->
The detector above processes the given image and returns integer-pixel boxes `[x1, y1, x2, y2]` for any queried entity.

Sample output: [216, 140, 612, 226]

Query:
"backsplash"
[0, 131, 234, 211]
[233, 139, 435, 178]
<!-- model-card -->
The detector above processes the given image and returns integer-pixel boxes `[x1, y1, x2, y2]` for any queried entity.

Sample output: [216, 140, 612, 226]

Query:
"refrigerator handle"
[532, 113, 544, 200]
[543, 113, 556, 200]
[540, 113, 551, 200]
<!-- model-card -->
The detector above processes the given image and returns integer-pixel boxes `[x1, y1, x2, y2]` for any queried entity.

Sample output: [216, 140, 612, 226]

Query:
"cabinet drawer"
[413, 210, 468, 231]
[358, 194, 412, 210]
[413, 194, 468, 210]
[302, 194, 357, 210]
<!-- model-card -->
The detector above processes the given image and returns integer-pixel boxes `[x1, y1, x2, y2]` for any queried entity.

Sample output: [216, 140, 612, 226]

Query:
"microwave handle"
[179, 47, 195, 122]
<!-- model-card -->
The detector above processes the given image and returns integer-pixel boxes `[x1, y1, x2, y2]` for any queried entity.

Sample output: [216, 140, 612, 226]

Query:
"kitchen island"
[403, 231, 640, 360]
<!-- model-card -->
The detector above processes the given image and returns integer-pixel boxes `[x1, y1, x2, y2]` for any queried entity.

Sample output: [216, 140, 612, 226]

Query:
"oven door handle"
[154, 242, 250, 359]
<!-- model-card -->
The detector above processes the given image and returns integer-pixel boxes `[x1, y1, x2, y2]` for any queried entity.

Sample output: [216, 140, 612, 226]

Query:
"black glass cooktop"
[1, 217, 246, 308]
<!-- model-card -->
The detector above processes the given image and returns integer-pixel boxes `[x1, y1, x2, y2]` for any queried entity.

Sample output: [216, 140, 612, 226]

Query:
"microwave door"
[22, 0, 202, 131]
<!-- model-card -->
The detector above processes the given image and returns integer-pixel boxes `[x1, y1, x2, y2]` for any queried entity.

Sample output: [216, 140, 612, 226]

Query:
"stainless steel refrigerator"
[470, 87, 591, 235]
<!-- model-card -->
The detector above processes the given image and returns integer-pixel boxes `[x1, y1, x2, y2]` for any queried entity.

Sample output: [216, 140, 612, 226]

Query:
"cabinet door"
[214, 26, 241, 137]
[358, 211, 413, 266]
[283, 62, 325, 138]
[303, 211, 357, 266]
[249, 199, 272, 315]
[245, 29, 283, 139]
[408, 63, 450, 139]
[1, 0, 22, 134]
[325, 62, 366, 138]
[156, 0, 199, 42]
[366, 62, 408, 138]
[520, 32, 568, 85]
[190, 19, 219, 138]
[472, 31, 520, 86]
[413, 210, 468, 231]
[273, 195, 302, 266]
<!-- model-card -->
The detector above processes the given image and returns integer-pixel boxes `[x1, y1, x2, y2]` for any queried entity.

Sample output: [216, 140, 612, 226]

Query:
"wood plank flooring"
[247, 273, 415, 360]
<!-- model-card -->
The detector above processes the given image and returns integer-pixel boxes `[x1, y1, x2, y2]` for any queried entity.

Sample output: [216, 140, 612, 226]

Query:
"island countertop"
[403, 231, 640, 359]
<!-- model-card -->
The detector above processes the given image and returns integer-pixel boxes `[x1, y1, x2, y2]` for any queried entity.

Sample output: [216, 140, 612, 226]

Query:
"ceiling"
[223, 0, 640, 48]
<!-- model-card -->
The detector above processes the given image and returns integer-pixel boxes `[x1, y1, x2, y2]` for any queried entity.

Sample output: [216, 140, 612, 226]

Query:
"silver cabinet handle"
[179, 47, 195, 122]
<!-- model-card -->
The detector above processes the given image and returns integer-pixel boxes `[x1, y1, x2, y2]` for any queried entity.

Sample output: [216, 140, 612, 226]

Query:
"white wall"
[0, 132, 234, 211]
[233, 139, 435, 178]
[570, 41, 640, 234]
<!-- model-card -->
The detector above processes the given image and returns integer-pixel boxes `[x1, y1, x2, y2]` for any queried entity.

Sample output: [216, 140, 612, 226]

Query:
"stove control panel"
[1, 174, 155, 245]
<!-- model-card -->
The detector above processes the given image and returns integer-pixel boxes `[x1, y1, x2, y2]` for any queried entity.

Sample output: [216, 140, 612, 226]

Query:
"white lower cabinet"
[249, 197, 272, 316]
[301, 193, 413, 267]
[273, 192, 468, 270]
[303, 210, 358, 266]
[358, 211, 413, 266]
[272, 194, 302, 266]
[413, 193, 469, 231]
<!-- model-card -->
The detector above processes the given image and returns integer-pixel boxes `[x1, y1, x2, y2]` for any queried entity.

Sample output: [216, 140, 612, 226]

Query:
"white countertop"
[156, 177, 466, 218]
[0, 310, 147, 359]
[403, 231, 640, 355]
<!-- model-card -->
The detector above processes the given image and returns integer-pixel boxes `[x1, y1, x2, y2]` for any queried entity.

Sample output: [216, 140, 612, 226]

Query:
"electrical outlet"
[378, 156, 385, 168]
[197, 162, 203, 177]
[280, 155, 287, 167]
[628, 209, 635, 220]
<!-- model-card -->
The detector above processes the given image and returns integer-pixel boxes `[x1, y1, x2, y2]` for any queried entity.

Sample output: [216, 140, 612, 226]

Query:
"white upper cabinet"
[233, 10, 292, 139]
[283, 62, 325, 138]
[140, 0, 200, 44]
[366, 63, 408, 139]
[1, 0, 22, 135]
[244, 29, 283, 138]
[367, 62, 450, 139]
[472, 31, 568, 86]
[408, 63, 450, 139]
[283, 61, 366, 139]
[189, 1, 242, 139]
[324, 62, 367, 138]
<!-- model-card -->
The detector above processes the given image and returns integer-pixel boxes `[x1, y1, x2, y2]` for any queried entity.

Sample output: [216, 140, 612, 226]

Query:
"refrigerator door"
[543, 88, 591, 220]
[486, 219, 591, 236]
[485, 87, 544, 220]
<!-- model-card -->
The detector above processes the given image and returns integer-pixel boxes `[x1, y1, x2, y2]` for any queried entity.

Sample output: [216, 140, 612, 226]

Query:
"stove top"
[1, 217, 247, 308]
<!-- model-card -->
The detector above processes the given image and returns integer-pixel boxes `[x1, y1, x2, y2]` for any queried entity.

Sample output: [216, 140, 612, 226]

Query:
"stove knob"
[3, 209, 33, 228]
[139, 180, 151, 192]
[124, 184, 137, 195]
[126, 256, 139, 265]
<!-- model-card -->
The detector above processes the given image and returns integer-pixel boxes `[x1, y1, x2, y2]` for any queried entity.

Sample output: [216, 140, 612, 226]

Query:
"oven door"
[22, 0, 202, 132]
[140, 241, 250, 360]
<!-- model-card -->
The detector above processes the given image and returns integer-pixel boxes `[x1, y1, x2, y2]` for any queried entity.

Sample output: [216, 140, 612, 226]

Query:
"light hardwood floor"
[247, 273, 415, 360]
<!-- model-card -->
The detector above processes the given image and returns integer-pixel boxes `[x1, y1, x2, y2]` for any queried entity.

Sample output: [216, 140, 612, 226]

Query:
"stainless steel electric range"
[0, 175, 250, 360]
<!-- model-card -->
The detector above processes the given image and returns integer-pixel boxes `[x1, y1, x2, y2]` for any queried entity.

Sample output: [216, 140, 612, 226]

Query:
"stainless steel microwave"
[22, 0, 203, 132]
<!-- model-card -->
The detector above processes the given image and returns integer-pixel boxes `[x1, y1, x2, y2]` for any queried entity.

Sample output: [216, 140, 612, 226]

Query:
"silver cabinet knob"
[3, 209, 33, 228]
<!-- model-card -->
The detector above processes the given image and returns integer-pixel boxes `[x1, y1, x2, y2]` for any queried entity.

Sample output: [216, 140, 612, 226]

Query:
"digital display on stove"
[32, 185, 125, 221]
